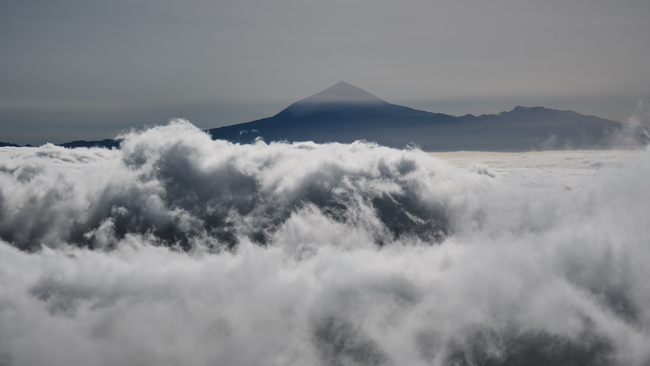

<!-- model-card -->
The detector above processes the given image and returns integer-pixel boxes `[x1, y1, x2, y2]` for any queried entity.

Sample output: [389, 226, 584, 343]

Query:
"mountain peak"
[273, 81, 389, 118]
[294, 81, 387, 106]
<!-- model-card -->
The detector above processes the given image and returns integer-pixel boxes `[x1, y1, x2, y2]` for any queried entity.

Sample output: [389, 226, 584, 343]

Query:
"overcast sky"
[1, 0, 649, 145]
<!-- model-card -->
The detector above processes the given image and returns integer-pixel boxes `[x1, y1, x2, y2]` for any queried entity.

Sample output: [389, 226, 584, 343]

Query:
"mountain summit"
[273, 81, 430, 121]
[289, 81, 387, 106]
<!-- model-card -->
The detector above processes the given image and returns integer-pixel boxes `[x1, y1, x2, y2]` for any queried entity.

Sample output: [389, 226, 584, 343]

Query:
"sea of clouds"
[0, 120, 649, 366]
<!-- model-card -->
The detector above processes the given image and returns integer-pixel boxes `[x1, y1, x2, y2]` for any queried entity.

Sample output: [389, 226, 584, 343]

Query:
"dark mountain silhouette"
[5, 81, 647, 151]
[0, 139, 119, 149]
[0, 142, 33, 148]
[59, 139, 122, 149]
[207, 81, 648, 151]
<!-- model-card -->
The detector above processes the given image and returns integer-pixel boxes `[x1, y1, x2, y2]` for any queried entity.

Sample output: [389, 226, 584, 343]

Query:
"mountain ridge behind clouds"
[207, 82, 648, 151]
[6, 82, 647, 151]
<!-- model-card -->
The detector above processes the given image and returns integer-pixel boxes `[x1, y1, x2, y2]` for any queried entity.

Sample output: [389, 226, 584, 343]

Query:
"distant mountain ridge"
[207, 81, 648, 151]
[59, 139, 122, 149]
[4, 82, 648, 151]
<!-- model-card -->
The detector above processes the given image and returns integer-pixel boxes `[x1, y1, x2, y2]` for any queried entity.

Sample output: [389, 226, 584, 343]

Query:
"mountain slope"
[208, 82, 648, 151]
[209, 81, 457, 148]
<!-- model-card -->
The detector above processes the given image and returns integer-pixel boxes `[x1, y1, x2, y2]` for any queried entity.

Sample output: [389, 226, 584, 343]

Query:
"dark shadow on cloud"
[442, 325, 614, 366]
[313, 316, 394, 366]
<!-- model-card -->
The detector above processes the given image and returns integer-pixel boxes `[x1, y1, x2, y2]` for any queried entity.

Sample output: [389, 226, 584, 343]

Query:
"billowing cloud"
[0, 121, 649, 365]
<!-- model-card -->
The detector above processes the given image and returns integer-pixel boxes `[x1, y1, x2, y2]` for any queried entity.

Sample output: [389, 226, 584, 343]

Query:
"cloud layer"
[0, 121, 649, 365]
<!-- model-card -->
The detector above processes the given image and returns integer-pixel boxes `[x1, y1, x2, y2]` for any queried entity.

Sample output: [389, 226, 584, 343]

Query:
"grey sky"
[1, 0, 649, 145]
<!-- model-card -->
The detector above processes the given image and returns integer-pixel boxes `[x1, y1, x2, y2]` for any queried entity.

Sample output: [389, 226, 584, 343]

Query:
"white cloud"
[0, 121, 649, 365]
